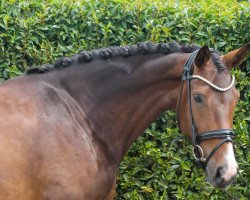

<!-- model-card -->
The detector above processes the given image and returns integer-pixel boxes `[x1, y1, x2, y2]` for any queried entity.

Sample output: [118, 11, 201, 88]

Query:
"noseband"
[177, 50, 236, 170]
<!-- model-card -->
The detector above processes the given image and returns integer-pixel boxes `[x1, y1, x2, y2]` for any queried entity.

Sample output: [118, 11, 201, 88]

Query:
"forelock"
[211, 52, 226, 72]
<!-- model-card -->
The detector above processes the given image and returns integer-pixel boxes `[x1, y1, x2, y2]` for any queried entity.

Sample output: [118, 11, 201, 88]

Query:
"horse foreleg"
[105, 177, 117, 200]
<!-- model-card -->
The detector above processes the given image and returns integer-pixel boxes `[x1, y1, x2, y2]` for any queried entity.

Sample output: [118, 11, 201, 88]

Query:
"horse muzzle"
[206, 141, 238, 189]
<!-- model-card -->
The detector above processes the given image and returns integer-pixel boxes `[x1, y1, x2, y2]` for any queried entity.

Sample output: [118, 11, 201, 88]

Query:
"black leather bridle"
[177, 50, 236, 170]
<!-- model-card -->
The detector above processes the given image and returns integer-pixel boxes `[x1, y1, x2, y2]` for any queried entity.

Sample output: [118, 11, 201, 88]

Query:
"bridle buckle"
[192, 145, 206, 162]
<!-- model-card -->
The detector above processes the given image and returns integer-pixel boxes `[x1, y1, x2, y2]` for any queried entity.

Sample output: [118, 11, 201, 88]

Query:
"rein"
[177, 50, 236, 170]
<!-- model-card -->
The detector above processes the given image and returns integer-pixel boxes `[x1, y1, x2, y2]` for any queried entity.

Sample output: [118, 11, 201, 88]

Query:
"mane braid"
[26, 42, 201, 74]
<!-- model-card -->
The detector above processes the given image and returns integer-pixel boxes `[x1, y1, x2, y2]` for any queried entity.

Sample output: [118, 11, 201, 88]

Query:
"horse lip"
[213, 178, 227, 189]
[212, 180, 230, 189]
[211, 173, 237, 189]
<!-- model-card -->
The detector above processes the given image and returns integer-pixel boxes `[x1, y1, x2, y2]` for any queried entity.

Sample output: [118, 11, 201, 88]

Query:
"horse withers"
[0, 42, 249, 199]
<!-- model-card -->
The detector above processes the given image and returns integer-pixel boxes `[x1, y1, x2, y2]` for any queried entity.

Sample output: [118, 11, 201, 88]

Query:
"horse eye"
[193, 94, 203, 103]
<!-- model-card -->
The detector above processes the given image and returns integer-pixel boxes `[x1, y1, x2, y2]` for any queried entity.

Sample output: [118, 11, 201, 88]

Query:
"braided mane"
[27, 42, 201, 74]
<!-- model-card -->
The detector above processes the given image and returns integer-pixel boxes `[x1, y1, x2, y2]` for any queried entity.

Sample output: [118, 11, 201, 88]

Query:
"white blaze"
[223, 143, 238, 181]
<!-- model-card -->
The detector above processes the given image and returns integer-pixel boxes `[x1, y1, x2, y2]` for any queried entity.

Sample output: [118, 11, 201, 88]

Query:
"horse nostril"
[214, 167, 225, 186]
[215, 167, 223, 178]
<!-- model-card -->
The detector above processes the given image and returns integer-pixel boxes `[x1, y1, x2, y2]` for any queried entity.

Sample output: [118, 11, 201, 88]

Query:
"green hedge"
[0, 0, 249, 199]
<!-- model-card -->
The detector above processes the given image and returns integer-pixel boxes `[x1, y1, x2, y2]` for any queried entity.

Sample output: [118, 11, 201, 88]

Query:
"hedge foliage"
[0, 0, 249, 199]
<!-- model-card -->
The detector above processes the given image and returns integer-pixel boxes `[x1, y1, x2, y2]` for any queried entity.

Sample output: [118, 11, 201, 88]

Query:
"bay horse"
[0, 42, 249, 200]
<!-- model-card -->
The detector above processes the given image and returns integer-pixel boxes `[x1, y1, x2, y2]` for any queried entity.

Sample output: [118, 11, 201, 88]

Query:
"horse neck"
[55, 53, 187, 165]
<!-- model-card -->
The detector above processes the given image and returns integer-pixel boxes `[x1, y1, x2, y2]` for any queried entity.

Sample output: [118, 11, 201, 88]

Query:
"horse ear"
[195, 46, 211, 68]
[222, 43, 250, 69]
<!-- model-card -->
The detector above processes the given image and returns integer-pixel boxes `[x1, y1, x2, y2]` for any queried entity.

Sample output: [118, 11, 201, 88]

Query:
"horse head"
[178, 43, 249, 188]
